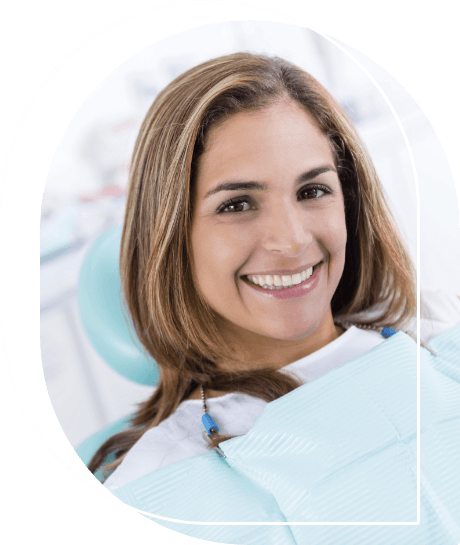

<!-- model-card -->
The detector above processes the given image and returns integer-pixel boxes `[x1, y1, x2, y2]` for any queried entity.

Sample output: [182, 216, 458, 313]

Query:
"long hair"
[88, 52, 416, 479]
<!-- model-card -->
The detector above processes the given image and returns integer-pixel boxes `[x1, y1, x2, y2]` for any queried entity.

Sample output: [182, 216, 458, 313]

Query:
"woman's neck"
[219, 320, 343, 373]
[187, 311, 344, 400]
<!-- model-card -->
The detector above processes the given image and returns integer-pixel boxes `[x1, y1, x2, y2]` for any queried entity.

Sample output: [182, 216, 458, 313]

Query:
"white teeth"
[281, 275, 291, 287]
[246, 265, 318, 290]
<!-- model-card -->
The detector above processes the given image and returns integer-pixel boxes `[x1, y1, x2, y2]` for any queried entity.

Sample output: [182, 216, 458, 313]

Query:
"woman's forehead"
[195, 100, 336, 196]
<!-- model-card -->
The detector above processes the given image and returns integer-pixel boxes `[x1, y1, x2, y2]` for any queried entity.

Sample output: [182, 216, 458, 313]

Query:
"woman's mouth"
[241, 262, 322, 299]
[242, 262, 321, 290]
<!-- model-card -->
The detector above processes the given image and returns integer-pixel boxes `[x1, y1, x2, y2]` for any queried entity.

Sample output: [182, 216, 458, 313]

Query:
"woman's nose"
[261, 206, 313, 257]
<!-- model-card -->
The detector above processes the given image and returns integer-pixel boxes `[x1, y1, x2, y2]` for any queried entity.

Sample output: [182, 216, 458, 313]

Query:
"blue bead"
[381, 327, 397, 338]
[202, 413, 219, 435]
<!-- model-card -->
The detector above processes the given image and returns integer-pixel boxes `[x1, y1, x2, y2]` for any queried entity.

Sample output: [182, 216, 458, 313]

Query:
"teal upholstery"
[77, 224, 159, 386]
[75, 224, 159, 479]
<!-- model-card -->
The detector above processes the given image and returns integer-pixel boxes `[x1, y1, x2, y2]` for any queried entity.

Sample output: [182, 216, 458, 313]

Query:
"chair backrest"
[77, 224, 159, 385]
[76, 224, 160, 479]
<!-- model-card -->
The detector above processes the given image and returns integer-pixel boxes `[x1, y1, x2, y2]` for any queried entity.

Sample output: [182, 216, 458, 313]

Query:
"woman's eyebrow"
[204, 180, 267, 199]
[295, 165, 337, 185]
[203, 165, 336, 200]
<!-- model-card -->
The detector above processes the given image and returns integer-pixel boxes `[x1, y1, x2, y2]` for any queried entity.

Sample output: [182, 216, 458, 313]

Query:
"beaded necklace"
[200, 385, 226, 458]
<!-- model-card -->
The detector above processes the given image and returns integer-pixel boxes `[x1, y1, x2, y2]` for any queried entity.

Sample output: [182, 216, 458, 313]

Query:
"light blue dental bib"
[113, 325, 460, 544]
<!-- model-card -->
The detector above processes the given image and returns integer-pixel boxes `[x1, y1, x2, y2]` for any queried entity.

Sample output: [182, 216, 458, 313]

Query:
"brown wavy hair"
[88, 52, 416, 480]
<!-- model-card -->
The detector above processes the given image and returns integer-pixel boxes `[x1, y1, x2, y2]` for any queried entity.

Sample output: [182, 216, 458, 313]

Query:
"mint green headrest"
[77, 224, 159, 386]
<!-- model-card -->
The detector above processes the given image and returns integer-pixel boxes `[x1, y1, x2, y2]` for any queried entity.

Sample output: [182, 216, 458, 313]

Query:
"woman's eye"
[299, 185, 329, 200]
[217, 198, 253, 214]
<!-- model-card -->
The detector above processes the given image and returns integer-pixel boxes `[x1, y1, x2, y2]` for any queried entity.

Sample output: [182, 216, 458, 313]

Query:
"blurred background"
[40, 21, 460, 450]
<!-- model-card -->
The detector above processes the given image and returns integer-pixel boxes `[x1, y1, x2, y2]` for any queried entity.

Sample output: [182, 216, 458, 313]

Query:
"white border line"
[0, 0, 420, 526]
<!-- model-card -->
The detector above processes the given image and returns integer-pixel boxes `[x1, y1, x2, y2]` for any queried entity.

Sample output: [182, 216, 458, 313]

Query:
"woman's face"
[191, 99, 347, 350]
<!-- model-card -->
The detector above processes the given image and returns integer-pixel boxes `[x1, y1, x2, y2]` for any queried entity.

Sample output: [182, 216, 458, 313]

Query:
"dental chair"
[75, 224, 159, 481]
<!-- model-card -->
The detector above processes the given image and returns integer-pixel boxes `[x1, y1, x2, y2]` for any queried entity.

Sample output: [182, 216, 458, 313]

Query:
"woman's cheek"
[193, 222, 247, 295]
[320, 207, 347, 273]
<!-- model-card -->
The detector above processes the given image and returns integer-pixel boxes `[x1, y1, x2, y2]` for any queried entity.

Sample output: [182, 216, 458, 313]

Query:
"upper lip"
[241, 261, 322, 277]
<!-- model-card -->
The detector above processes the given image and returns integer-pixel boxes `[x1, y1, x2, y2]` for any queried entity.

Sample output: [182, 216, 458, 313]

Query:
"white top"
[104, 290, 460, 492]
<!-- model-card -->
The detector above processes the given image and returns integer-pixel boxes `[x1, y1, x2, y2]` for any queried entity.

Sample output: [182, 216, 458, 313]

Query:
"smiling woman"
[86, 52, 460, 543]
[92, 50, 416, 465]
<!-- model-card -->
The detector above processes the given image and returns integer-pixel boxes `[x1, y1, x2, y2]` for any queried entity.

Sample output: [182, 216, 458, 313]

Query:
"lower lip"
[243, 265, 321, 300]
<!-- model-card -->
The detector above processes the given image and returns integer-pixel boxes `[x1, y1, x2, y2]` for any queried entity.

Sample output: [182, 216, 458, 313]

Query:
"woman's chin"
[248, 308, 335, 344]
[249, 322, 321, 343]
